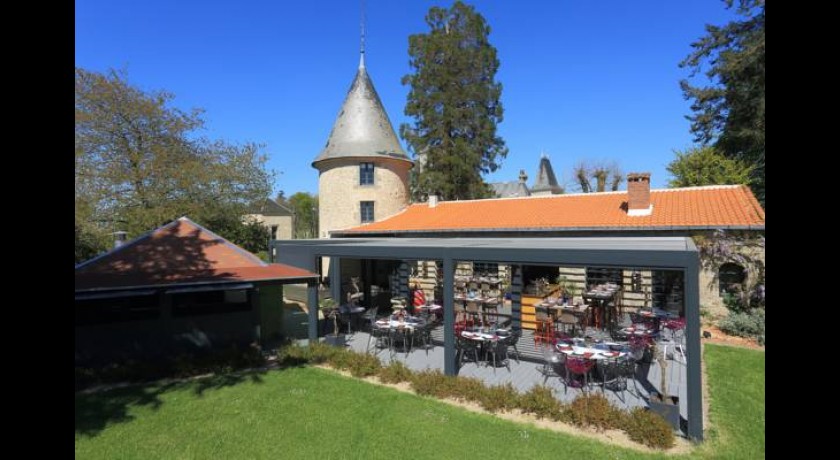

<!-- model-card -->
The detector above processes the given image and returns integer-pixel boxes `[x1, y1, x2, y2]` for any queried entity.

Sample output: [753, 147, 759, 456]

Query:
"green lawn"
[698, 344, 765, 459]
[75, 344, 764, 459]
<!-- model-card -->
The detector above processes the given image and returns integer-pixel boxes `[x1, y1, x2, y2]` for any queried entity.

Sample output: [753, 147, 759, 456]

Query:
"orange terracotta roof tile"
[76, 217, 317, 291]
[339, 185, 765, 234]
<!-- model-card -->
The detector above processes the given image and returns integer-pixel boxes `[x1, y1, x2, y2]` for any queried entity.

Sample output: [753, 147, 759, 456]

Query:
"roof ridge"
[75, 216, 268, 270]
[406, 184, 747, 207]
[180, 217, 267, 267]
[75, 219, 183, 270]
[653, 184, 742, 192]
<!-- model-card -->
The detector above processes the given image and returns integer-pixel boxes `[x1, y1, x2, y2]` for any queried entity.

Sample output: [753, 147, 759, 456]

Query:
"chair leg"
[366, 333, 374, 354]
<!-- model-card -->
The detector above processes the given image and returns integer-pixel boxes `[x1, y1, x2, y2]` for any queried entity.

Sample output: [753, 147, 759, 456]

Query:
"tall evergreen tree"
[400, 1, 507, 201]
[680, 0, 765, 206]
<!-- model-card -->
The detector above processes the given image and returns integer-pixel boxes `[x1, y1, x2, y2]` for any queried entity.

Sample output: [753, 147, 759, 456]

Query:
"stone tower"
[312, 52, 413, 239]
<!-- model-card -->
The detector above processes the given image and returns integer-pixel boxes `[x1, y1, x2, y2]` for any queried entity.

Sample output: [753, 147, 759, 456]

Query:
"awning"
[165, 283, 254, 295]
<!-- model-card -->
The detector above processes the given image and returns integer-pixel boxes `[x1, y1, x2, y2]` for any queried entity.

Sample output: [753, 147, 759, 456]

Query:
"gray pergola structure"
[271, 236, 703, 441]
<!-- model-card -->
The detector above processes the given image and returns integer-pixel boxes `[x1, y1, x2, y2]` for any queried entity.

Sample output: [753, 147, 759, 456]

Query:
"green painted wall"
[259, 284, 285, 340]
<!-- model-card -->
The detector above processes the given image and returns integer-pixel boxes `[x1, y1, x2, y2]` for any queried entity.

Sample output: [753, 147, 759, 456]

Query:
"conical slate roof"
[312, 57, 411, 166]
[531, 155, 563, 194]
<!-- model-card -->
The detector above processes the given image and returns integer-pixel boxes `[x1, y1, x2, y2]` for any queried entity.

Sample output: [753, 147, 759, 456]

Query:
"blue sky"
[76, 1, 736, 196]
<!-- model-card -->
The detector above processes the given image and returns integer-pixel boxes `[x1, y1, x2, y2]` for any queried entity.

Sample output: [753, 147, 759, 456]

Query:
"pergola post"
[510, 264, 523, 330]
[443, 257, 456, 376]
[307, 280, 319, 344]
[684, 254, 704, 441]
[330, 257, 341, 305]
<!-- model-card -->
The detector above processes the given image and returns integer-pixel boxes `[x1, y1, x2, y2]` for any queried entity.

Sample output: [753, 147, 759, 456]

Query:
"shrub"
[277, 344, 314, 366]
[518, 385, 565, 421]
[477, 383, 518, 413]
[568, 393, 625, 431]
[378, 361, 414, 384]
[308, 343, 343, 364]
[450, 376, 487, 404]
[624, 407, 675, 449]
[410, 370, 454, 398]
[346, 352, 382, 378]
[719, 308, 765, 340]
[722, 291, 749, 313]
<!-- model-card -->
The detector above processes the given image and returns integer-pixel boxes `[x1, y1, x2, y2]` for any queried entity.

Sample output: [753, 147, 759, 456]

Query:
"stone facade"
[242, 214, 293, 240]
[317, 157, 411, 238]
[351, 229, 764, 319]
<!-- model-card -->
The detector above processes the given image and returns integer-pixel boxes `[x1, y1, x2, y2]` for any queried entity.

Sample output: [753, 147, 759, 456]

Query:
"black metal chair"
[485, 339, 511, 373]
[389, 327, 411, 358]
[505, 328, 522, 363]
[360, 308, 378, 333]
[539, 344, 564, 384]
[595, 357, 632, 401]
[457, 336, 481, 367]
[413, 321, 435, 355]
[366, 324, 389, 355]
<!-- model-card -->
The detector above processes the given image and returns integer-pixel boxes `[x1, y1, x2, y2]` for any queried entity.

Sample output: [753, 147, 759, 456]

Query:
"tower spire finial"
[359, 0, 366, 69]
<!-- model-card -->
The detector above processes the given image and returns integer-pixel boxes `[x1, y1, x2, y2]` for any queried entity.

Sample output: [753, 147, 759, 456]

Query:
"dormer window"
[360, 162, 374, 185]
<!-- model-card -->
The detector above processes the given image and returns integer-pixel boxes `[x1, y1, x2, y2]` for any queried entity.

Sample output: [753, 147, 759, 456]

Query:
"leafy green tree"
[198, 215, 272, 257]
[680, 0, 764, 205]
[400, 0, 507, 201]
[667, 146, 754, 187]
[75, 67, 273, 258]
[287, 192, 319, 239]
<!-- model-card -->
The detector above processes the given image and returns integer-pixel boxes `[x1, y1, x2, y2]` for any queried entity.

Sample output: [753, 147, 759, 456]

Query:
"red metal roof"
[75, 217, 317, 291]
[338, 185, 765, 234]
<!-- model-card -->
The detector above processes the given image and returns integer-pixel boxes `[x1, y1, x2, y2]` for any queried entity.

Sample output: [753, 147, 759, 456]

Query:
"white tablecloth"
[555, 344, 626, 360]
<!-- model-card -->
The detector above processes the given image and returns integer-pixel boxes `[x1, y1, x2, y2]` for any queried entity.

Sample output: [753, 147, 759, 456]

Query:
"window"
[360, 201, 375, 223]
[360, 162, 375, 185]
[75, 294, 160, 326]
[719, 263, 746, 296]
[171, 289, 251, 317]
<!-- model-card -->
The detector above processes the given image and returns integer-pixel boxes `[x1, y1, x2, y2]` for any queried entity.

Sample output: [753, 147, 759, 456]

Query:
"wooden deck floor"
[342, 324, 689, 424]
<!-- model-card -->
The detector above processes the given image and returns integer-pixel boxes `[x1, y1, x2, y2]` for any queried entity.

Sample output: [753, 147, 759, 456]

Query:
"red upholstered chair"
[663, 317, 687, 341]
[563, 357, 595, 393]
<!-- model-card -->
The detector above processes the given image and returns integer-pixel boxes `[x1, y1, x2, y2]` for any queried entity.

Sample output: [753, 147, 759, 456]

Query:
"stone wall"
[317, 157, 411, 238]
[244, 214, 293, 240]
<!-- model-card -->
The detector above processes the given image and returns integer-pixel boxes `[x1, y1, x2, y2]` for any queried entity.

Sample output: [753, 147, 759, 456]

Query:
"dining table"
[554, 343, 626, 361]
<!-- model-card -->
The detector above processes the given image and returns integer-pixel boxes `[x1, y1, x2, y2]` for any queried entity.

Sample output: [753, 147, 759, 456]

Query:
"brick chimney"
[627, 172, 652, 216]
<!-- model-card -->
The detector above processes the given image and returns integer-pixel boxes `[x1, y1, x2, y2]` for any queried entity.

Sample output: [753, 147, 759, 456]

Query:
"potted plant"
[320, 299, 345, 347]
[648, 341, 680, 431]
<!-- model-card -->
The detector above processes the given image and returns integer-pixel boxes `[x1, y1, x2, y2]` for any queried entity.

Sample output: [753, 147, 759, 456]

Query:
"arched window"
[719, 263, 746, 296]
